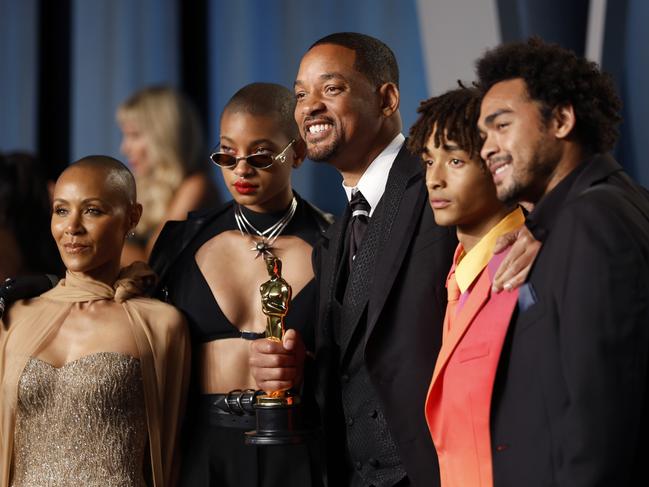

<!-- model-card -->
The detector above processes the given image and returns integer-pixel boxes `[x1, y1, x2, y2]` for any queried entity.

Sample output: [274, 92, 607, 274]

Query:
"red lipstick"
[234, 181, 257, 195]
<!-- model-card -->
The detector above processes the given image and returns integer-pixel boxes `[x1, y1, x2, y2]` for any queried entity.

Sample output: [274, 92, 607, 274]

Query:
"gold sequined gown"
[10, 352, 148, 487]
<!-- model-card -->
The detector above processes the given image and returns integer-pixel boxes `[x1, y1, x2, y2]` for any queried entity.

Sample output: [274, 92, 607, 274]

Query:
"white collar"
[342, 133, 405, 217]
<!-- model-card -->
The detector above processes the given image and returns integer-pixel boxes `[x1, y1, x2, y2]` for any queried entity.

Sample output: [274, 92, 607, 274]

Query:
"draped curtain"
[0, 0, 38, 154]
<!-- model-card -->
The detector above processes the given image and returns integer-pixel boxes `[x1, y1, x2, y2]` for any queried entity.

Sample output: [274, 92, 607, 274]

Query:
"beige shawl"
[0, 264, 190, 487]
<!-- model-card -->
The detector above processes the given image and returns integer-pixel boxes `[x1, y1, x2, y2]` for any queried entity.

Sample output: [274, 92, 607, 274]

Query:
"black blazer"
[150, 194, 332, 293]
[313, 145, 456, 486]
[491, 155, 649, 486]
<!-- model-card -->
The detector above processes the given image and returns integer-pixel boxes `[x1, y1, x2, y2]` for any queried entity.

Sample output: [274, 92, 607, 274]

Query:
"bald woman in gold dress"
[0, 156, 190, 487]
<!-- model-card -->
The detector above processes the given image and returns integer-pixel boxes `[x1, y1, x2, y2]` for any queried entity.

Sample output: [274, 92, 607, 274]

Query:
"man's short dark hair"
[310, 32, 399, 88]
[408, 84, 483, 160]
[476, 37, 622, 154]
[223, 82, 299, 140]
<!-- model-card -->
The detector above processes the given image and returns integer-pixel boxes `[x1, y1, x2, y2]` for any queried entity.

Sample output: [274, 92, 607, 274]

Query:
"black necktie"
[348, 190, 371, 270]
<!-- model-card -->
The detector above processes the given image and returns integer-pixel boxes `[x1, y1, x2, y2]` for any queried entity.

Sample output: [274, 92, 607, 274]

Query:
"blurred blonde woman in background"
[117, 86, 221, 264]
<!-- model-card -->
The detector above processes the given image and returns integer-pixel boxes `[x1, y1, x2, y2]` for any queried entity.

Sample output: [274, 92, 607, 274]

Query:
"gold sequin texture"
[11, 352, 147, 487]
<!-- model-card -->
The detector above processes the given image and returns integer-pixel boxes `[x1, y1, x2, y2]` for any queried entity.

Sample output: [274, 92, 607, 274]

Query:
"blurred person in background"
[0, 152, 64, 281]
[117, 86, 221, 264]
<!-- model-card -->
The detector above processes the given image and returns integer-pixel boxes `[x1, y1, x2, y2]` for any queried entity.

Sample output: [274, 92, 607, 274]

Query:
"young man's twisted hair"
[408, 84, 483, 159]
[476, 37, 622, 154]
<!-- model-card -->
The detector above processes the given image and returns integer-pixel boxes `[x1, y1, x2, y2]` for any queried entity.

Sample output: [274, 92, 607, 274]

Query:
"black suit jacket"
[150, 194, 332, 296]
[313, 145, 456, 486]
[491, 155, 649, 486]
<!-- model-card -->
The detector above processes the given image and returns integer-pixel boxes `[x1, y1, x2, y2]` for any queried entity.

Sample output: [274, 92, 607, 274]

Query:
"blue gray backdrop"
[1, 0, 647, 215]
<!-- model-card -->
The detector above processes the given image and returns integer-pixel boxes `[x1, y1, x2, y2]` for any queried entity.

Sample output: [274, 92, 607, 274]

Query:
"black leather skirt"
[179, 394, 324, 487]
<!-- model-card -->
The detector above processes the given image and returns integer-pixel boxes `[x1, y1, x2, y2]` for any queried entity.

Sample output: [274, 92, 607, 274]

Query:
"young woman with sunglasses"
[149, 83, 331, 487]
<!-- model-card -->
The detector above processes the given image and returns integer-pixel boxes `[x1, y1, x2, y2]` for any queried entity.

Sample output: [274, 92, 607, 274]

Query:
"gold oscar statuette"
[245, 254, 307, 445]
[259, 255, 293, 401]
[260, 255, 292, 343]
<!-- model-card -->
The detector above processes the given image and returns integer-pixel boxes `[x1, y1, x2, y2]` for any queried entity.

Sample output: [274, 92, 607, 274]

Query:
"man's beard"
[499, 155, 556, 206]
[499, 135, 559, 206]
[305, 133, 341, 162]
[498, 177, 526, 207]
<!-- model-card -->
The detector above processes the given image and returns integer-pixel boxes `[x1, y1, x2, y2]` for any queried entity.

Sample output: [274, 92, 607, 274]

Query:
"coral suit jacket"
[425, 211, 523, 487]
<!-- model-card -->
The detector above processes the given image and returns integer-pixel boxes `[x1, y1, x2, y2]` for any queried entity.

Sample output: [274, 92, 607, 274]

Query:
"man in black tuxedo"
[477, 38, 649, 486]
[251, 33, 455, 486]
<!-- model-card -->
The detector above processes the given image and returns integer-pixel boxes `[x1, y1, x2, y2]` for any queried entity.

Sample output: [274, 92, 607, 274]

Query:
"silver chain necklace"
[234, 196, 298, 258]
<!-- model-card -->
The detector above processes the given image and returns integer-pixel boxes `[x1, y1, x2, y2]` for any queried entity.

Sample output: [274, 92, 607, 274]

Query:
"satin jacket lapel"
[366, 152, 428, 339]
[318, 208, 350, 340]
[338, 147, 423, 359]
[430, 269, 492, 388]
[151, 209, 223, 287]
[313, 211, 349, 416]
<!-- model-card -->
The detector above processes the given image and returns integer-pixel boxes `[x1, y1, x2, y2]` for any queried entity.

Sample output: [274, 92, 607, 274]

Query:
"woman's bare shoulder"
[167, 172, 218, 218]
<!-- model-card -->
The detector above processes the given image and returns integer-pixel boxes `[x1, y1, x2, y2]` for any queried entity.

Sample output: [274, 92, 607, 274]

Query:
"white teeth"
[494, 164, 509, 175]
[308, 123, 332, 134]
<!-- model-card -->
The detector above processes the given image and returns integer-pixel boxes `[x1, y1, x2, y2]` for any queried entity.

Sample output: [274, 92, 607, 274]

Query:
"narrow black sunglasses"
[209, 140, 295, 170]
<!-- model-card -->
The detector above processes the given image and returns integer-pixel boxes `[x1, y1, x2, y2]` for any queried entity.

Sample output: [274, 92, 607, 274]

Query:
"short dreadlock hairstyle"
[310, 32, 399, 88]
[476, 37, 622, 154]
[407, 84, 483, 160]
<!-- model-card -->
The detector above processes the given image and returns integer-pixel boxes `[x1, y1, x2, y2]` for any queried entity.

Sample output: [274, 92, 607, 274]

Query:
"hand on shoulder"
[492, 225, 541, 293]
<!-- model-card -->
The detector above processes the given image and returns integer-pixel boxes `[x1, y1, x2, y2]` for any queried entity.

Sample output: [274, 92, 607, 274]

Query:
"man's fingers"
[251, 338, 291, 355]
[253, 366, 299, 394]
[493, 242, 541, 292]
[493, 232, 517, 255]
[493, 248, 521, 291]
[492, 230, 524, 289]
[249, 351, 297, 368]
[506, 240, 541, 288]
[252, 365, 297, 380]
[502, 264, 533, 291]
[259, 380, 294, 394]
[493, 251, 522, 288]
[493, 226, 541, 293]
[494, 251, 530, 292]
[493, 252, 514, 282]
[282, 329, 302, 351]
[249, 330, 306, 392]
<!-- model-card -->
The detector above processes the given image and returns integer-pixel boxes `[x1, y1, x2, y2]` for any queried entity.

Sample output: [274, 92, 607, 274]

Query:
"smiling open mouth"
[489, 157, 512, 183]
[308, 123, 333, 135]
